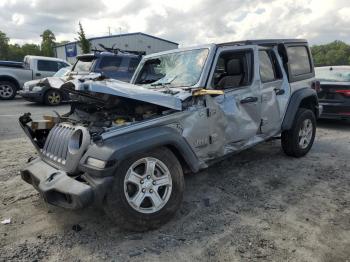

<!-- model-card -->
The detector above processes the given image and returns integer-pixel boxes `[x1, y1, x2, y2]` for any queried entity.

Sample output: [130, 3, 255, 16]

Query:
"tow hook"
[27, 156, 36, 163]
[46, 172, 60, 182]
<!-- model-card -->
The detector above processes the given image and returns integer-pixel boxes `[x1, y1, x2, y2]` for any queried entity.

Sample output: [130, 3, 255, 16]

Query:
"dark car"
[315, 66, 350, 120]
[74, 51, 142, 82]
[20, 50, 142, 105]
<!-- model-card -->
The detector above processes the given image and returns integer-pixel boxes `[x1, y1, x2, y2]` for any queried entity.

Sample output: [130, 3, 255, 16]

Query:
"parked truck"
[0, 55, 70, 100]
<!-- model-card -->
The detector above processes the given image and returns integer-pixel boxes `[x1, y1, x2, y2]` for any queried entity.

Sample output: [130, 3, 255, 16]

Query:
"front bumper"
[21, 158, 112, 209]
[18, 90, 44, 103]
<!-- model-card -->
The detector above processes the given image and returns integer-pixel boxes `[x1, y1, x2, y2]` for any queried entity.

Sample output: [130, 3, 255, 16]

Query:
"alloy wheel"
[124, 157, 173, 214]
[298, 119, 313, 149]
[47, 91, 61, 105]
[0, 83, 14, 98]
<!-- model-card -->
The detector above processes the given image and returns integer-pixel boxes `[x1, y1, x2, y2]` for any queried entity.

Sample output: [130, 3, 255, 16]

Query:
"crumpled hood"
[61, 76, 193, 111]
[41, 77, 67, 88]
[25, 79, 40, 87]
[24, 77, 66, 91]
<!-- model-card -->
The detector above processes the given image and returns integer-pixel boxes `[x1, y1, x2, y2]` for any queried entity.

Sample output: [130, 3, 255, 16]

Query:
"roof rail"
[218, 39, 308, 47]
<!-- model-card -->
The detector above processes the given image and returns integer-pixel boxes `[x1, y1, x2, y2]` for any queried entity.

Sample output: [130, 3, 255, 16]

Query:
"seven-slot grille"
[41, 124, 76, 164]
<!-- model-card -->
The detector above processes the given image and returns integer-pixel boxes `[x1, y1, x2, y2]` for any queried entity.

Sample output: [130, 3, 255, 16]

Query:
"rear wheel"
[281, 108, 316, 157]
[104, 147, 184, 231]
[0, 81, 17, 100]
[44, 89, 62, 106]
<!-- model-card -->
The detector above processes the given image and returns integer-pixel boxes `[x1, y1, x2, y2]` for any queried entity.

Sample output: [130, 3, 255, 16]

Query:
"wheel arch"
[0, 75, 20, 90]
[282, 88, 319, 131]
[79, 126, 202, 176]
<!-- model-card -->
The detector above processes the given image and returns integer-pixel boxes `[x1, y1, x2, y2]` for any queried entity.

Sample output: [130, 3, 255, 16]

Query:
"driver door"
[206, 45, 262, 151]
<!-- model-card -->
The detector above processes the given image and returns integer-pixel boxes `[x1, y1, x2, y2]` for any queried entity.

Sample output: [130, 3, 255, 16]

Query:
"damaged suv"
[20, 39, 321, 230]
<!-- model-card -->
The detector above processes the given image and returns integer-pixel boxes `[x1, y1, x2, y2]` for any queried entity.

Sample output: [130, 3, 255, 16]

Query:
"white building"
[54, 32, 179, 64]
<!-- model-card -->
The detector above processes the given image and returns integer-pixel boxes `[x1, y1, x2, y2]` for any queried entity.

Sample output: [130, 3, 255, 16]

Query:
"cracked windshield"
[136, 48, 209, 88]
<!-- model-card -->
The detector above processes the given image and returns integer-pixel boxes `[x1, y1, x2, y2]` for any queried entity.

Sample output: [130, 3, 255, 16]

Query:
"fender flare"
[281, 88, 319, 131]
[80, 126, 201, 176]
[0, 75, 20, 89]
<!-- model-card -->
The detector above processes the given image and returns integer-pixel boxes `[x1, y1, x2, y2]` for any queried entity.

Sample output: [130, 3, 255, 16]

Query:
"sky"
[1, 0, 350, 47]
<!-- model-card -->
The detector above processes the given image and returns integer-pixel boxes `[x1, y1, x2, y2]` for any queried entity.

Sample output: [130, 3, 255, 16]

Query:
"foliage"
[40, 29, 56, 57]
[0, 30, 10, 60]
[311, 40, 350, 66]
[77, 22, 91, 54]
[0, 30, 42, 61]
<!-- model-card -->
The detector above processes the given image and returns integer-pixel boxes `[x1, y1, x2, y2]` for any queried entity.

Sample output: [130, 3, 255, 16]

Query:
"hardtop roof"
[76, 51, 141, 61]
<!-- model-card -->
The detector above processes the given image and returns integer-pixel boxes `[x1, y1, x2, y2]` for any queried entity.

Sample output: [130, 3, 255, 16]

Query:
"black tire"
[104, 147, 184, 231]
[44, 89, 62, 106]
[281, 108, 316, 157]
[0, 81, 17, 100]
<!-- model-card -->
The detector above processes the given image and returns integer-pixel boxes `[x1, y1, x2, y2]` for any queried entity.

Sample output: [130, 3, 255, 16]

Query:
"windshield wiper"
[150, 82, 172, 87]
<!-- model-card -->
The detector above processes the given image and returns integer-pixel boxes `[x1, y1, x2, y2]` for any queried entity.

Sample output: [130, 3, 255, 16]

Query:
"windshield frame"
[131, 44, 215, 89]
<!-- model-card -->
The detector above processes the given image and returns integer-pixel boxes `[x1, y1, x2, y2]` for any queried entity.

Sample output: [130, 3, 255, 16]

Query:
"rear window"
[98, 56, 123, 72]
[73, 60, 93, 73]
[315, 67, 350, 82]
[287, 46, 311, 76]
[37, 60, 59, 72]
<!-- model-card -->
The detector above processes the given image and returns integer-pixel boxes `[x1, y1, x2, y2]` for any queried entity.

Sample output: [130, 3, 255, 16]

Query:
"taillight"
[311, 81, 321, 92]
[335, 90, 350, 97]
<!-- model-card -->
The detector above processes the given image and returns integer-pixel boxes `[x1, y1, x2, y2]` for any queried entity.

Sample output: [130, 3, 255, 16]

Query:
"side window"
[287, 46, 311, 76]
[259, 50, 283, 83]
[128, 58, 140, 73]
[58, 62, 69, 70]
[37, 60, 59, 72]
[259, 50, 275, 82]
[212, 50, 253, 89]
[98, 56, 122, 72]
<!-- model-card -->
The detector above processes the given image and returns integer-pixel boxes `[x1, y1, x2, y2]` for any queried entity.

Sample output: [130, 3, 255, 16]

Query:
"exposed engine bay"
[19, 91, 176, 150]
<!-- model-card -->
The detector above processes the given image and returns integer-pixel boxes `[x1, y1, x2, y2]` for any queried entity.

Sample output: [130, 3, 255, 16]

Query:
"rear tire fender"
[282, 88, 319, 131]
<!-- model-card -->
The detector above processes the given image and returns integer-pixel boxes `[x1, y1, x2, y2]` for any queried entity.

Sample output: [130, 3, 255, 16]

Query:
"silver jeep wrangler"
[20, 39, 321, 230]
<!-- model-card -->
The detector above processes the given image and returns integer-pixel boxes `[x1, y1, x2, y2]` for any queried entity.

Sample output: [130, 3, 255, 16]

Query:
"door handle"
[240, 96, 258, 104]
[274, 88, 285, 95]
[36, 73, 41, 77]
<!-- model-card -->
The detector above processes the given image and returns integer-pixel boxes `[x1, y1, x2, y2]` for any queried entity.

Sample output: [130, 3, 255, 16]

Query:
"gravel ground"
[0, 120, 349, 262]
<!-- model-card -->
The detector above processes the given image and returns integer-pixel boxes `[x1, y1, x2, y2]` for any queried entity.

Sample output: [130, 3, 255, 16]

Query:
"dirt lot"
[0, 120, 349, 262]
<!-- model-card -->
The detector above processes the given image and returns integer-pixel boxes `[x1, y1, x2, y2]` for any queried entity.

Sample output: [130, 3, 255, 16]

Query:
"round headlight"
[68, 129, 83, 154]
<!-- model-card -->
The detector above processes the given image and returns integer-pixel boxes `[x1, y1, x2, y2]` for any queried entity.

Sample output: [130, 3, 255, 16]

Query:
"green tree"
[77, 22, 90, 54]
[311, 40, 350, 66]
[40, 29, 56, 57]
[0, 30, 10, 60]
[7, 44, 23, 61]
[21, 43, 42, 56]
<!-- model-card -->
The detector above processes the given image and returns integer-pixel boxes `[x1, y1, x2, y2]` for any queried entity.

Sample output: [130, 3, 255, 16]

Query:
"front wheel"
[281, 108, 316, 157]
[44, 89, 62, 106]
[104, 147, 184, 231]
